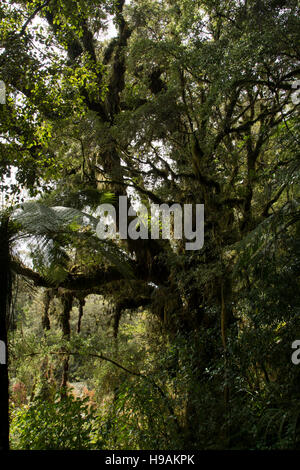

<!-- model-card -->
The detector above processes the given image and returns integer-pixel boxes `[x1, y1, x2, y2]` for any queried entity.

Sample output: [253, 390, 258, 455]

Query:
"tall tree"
[0, 0, 299, 447]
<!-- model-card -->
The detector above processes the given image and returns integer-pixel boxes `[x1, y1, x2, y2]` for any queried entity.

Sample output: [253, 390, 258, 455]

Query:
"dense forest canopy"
[0, 0, 299, 450]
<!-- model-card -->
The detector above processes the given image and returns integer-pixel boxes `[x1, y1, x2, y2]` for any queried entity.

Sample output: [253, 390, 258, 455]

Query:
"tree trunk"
[77, 298, 85, 334]
[0, 217, 10, 451]
[42, 289, 52, 331]
[60, 293, 73, 394]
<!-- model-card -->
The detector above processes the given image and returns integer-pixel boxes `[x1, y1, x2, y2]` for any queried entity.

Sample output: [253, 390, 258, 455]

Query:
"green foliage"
[96, 379, 179, 450]
[2, 0, 300, 452]
[10, 393, 98, 450]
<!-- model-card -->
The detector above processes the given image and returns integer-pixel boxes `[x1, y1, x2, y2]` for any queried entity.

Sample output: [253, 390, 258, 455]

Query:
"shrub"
[10, 392, 99, 450]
